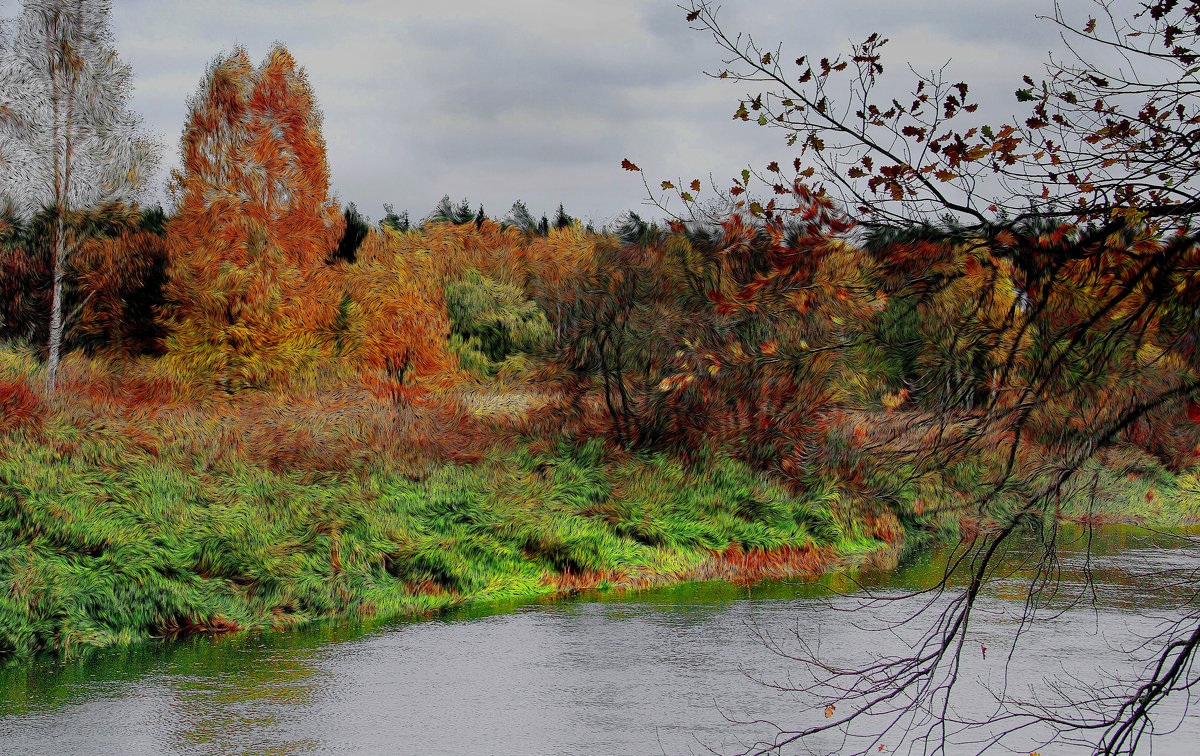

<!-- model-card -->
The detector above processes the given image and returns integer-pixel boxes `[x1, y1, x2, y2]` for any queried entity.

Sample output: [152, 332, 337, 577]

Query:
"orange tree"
[160, 45, 344, 391]
[625, 1, 1200, 753]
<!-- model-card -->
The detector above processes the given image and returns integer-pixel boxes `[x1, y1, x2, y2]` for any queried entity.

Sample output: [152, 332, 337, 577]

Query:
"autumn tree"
[627, 1, 1200, 753]
[555, 194, 878, 471]
[0, 0, 158, 396]
[162, 44, 343, 390]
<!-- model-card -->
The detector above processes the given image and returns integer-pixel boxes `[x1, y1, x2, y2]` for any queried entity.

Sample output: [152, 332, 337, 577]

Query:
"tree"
[380, 203, 409, 232]
[425, 194, 475, 226]
[553, 203, 574, 229]
[162, 44, 342, 391]
[505, 199, 537, 233]
[651, 1, 1197, 231]
[634, 1, 1200, 753]
[328, 201, 369, 264]
[0, 0, 158, 396]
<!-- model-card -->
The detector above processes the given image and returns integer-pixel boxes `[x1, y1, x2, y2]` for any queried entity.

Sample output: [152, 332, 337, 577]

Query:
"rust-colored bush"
[0, 379, 47, 436]
[72, 230, 169, 357]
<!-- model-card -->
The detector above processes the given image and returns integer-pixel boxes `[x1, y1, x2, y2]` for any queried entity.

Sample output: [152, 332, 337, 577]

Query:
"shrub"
[72, 230, 170, 357]
[445, 271, 552, 377]
[0, 378, 46, 437]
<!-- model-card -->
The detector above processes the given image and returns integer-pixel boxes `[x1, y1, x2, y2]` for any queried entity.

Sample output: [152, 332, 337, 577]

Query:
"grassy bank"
[4, 347, 1192, 663]
[0, 350, 886, 661]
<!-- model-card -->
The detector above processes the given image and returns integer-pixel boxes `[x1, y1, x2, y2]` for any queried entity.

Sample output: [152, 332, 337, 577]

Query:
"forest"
[1, 0, 1199, 753]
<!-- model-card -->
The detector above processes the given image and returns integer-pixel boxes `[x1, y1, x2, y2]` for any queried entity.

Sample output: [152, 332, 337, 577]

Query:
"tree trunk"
[45, 211, 66, 396]
[45, 7, 77, 399]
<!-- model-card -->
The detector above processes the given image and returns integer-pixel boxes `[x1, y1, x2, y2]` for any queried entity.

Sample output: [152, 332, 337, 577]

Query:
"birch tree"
[0, 0, 158, 396]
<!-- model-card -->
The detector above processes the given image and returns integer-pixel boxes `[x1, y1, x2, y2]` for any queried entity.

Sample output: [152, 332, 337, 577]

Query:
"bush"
[0, 378, 46, 437]
[72, 230, 170, 357]
[446, 271, 552, 377]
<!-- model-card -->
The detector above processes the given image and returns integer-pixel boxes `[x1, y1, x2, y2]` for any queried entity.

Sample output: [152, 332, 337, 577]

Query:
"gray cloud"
[50, 1, 1104, 226]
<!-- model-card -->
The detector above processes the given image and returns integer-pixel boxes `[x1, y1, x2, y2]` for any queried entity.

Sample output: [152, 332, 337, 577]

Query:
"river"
[2, 526, 1198, 755]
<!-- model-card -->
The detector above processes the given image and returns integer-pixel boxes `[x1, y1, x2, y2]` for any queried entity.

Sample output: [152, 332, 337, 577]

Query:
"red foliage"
[72, 230, 169, 356]
[120, 375, 176, 409]
[0, 242, 51, 349]
[1187, 400, 1200, 423]
[702, 543, 830, 583]
[0, 379, 48, 437]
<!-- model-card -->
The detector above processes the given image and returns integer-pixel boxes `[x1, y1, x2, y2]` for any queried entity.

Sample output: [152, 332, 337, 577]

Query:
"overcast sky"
[11, 1, 1077, 227]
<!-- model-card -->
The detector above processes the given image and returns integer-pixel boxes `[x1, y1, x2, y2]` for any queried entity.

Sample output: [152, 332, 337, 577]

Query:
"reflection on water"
[2, 526, 1198, 755]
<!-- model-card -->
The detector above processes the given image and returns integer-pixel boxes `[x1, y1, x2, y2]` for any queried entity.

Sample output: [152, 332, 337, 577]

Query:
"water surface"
[3, 526, 1198, 755]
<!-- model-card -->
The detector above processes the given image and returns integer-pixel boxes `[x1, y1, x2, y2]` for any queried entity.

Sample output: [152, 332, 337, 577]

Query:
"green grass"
[3, 337, 1191, 665]
[0, 428, 856, 663]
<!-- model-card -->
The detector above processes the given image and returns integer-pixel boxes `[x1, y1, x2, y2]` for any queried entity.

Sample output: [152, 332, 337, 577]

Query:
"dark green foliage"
[332, 291, 354, 356]
[427, 195, 475, 227]
[380, 203, 409, 232]
[614, 211, 660, 246]
[328, 202, 370, 264]
[138, 205, 168, 236]
[445, 271, 553, 377]
[554, 204, 573, 229]
[870, 296, 924, 393]
[505, 200, 536, 233]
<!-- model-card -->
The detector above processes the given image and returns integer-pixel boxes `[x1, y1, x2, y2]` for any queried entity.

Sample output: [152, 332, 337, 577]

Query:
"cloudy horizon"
[8, 0, 1074, 228]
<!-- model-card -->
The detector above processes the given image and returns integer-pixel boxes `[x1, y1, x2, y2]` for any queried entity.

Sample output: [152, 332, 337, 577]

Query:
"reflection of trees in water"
[0, 624, 339, 752]
[158, 635, 327, 754]
[727, 529, 1200, 755]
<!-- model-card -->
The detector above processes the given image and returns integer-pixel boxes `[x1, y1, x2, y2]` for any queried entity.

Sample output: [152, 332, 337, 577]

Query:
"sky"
[7, 0, 1076, 227]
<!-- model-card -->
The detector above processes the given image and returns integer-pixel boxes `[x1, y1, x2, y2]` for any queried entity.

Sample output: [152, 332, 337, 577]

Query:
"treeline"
[0, 42, 598, 396]
[2, 23, 1196, 519]
[540, 195, 1200, 516]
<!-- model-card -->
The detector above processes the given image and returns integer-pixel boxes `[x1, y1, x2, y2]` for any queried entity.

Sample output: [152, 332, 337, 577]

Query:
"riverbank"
[0, 356, 892, 661]
[2, 347, 1194, 664]
[6, 525, 1198, 756]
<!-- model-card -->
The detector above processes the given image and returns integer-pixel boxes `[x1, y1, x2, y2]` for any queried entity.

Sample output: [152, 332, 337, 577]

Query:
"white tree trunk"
[45, 212, 66, 395]
[43, 4, 76, 399]
[0, 0, 158, 399]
